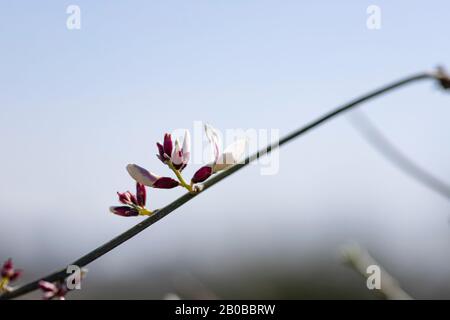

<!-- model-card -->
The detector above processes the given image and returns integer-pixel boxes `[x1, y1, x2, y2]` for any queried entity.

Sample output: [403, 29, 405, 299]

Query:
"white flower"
[204, 123, 247, 172]
[171, 130, 190, 171]
[191, 124, 247, 184]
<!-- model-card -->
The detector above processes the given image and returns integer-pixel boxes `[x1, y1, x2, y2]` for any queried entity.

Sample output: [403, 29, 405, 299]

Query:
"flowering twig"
[0, 259, 22, 293]
[167, 161, 194, 192]
[1, 68, 448, 300]
[38, 268, 87, 300]
[124, 127, 247, 196]
[110, 183, 153, 217]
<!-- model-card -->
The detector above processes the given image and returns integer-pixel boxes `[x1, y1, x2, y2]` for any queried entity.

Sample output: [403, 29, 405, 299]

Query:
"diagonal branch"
[349, 110, 450, 200]
[341, 244, 412, 300]
[2, 68, 448, 300]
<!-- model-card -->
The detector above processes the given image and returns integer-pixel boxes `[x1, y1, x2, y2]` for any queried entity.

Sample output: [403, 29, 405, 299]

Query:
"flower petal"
[129, 194, 138, 205]
[163, 133, 173, 157]
[191, 166, 213, 183]
[171, 139, 184, 169]
[39, 281, 57, 292]
[2, 258, 13, 271]
[9, 270, 22, 282]
[182, 129, 191, 164]
[152, 177, 180, 189]
[156, 142, 166, 162]
[136, 183, 146, 207]
[213, 139, 247, 172]
[43, 291, 56, 300]
[117, 191, 133, 205]
[109, 206, 139, 217]
[204, 123, 221, 163]
[1, 259, 14, 278]
[127, 164, 160, 187]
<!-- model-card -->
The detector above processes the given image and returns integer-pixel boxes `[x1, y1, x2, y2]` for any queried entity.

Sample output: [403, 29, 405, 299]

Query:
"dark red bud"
[191, 166, 213, 184]
[163, 134, 173, 158]
[152, 177, 180, 189]
[117, 192, 132, 205]
[2, 258, 13, 271]
[136, 183, 146, 207]
[129, 193, 138, 206]
[110, 206, 139, 217]
[1, 259, 14, 278]
[9, 270, 22, 281]
[156, 142, 165, 162]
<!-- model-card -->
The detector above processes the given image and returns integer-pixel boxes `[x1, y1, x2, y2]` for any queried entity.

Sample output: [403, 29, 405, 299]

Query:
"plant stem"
[1, 68, 447, 300]
[349, 110, 450, 200]
[341, 244, 412, 300]
[0, 278, 8, 292]
[168, 162, 193, 192]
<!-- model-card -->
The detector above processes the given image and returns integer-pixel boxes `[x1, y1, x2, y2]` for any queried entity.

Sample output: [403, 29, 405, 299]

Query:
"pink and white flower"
[39, 280, 68, 300]
[191, 124, 247, 183]
[126, 164, 179, 189]
[1, 258, 22, 292]
[157, 133, 174, 163]
[110, 182, 153, 217]
[157, 130, 191, 171]
[39, 269, 87, 300]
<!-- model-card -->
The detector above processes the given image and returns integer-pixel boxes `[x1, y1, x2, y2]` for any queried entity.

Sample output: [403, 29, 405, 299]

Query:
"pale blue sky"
[1, 1, 450, 298]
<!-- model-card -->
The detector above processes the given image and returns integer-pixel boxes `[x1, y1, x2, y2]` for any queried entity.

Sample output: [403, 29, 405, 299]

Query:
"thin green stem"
[341, 244, 412, 300]
[168, 162, 193, 192]
[349, 111, 450, 200]
[0, 278, 9, 293]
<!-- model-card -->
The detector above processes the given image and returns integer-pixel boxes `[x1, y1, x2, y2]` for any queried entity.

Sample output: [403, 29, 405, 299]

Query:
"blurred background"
[1, 1, 449, 299]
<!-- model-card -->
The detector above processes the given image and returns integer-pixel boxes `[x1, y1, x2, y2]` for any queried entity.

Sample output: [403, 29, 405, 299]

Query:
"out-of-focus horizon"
[1, 1, 450, 299]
